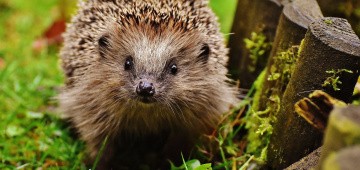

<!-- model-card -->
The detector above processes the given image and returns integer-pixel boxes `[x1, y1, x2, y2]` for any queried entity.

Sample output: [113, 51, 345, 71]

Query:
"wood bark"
[227, 0, 284, 89]
[267, 17, 360, 169]
[317, 105, 360, 169]
[256, 0, 323, 111]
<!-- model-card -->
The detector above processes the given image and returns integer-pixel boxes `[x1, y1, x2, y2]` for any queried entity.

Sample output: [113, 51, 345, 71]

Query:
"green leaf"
[26, 111, 44, 119]
[171, 159, 212, 170]
[194, 163, 212, 170]
[6, 125, 25, 137]
[267, 73, 280, 81]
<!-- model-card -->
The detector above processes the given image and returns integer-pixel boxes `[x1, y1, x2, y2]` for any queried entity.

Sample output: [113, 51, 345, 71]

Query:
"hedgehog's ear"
[98, 34, 110, 58]
[198, 43, 210, 63]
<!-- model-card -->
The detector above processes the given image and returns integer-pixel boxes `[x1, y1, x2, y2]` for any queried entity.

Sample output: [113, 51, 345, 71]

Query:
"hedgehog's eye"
[170, 64, 178, 75]
[124, 57, 133, 71]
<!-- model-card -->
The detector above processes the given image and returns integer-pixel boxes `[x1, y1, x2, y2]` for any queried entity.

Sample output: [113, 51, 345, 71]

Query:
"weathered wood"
[316, 0, 360, 35]
[321, 145, 360, 170]
[267, 17, 360, 169]
[256, 0, 323, 112]
[227, 0, 285, 88]
[246, 0, 323, 158]
[317, 105, 360, 169]
[295, 90, 346, 132]
[285, 147, 322, 170]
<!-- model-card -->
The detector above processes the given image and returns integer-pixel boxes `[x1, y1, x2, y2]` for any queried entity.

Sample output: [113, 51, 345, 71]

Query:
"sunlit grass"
[0, 0, 84, 169]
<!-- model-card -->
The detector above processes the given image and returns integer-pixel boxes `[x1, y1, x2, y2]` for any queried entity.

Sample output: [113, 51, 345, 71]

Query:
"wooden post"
[267, 17, 360, 169]
[285, 147, 322, 170]
[256, 0, 323, 112]
[321, 146, 360, 170]
[227, 0, 285, 88]
[246, 0, 323, 158]
[294, 90, 346, 133]
[318, 105, 360, 169]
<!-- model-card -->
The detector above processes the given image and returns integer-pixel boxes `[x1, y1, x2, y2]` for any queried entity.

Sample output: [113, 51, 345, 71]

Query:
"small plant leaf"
[26, 111, 44, 119]
[6, 125, 25, 137]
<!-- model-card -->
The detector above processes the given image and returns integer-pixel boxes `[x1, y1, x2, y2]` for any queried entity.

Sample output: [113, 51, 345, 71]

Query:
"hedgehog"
[59, 0, 238, 168]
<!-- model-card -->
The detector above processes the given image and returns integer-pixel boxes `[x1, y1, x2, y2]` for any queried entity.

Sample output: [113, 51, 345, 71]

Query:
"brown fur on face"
[59, 0, 238, 168]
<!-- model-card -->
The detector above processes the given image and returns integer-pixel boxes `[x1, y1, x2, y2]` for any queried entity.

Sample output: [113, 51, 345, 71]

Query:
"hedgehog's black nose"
[136, 81, 155, 97]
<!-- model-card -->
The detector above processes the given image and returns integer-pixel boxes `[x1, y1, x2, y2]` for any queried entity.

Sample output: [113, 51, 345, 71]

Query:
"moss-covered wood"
[267, 17, 360, 169]
[321, 145, 360, 170]
[295, 90, 346, 132]
[227, 0, 285, 88]
[256, 0, 323, 112]
[245, 0, 323, 163]
[317, 105, 360, 169]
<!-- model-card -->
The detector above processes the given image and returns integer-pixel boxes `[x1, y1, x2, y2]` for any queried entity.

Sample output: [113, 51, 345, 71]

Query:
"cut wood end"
[270, 0, 285, 6]
[310, 17, 360, 56]
[283, 0, 323, 29]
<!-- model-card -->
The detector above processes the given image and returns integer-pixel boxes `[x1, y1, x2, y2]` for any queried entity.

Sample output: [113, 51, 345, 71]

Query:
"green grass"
[0, 0, 237, 169]
[209, 0, 237, 37]
[0, 0, 85, 169]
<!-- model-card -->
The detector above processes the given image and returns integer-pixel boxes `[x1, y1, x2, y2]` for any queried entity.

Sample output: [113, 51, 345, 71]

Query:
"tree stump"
[267, 17, 360, 169]
[318, 105, 360, 169]
[256, 0, 323, 112]
[227, 0, 285, 88]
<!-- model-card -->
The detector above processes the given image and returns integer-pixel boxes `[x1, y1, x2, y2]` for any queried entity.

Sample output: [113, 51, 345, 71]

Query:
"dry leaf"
[33, 19, 66, 52]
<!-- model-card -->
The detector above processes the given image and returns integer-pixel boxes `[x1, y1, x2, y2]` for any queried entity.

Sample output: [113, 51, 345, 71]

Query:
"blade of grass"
[91, 135, 109, 170]
[181, 152, 189, 170]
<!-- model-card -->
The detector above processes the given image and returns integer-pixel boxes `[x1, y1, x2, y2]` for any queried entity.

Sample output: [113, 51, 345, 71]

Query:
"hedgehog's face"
[97, 24, 214, 107]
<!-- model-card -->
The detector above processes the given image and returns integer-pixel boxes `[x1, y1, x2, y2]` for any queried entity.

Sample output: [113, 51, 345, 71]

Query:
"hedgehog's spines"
[59, 0, 236, 167]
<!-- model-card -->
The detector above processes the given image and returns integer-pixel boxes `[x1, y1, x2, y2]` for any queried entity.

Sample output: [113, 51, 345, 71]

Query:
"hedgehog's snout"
[136, 80, 156, 98]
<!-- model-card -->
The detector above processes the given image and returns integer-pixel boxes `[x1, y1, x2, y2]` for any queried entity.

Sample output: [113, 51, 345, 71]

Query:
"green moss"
[244, 32, 272, 72]
[298, 39, 305, 57]
[245, 69, 274, 157]
[268, 45, 300, 90]
[322, 153, 340, 170]
[244, 45, 300, 161]
[245, 96, 278, 159]
[330, 108, 360, 144]
[351, 77, 360, 105]
[251, 69, 267, 111]
[322, 69, 354, 91]
[324, 19, 333, 25]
